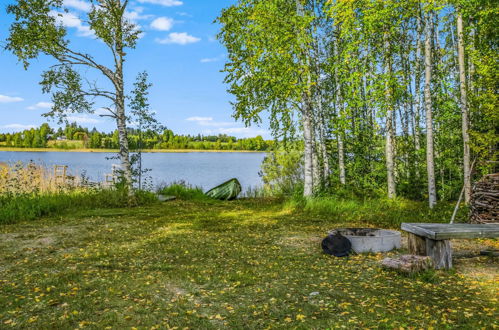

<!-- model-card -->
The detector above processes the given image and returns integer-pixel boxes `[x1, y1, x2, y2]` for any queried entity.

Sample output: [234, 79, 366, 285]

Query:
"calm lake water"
[0, 151, 267, 191]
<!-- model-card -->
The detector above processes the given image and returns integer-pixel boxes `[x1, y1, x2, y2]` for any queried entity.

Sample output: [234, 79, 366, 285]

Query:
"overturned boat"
[205, 178, 242, 201]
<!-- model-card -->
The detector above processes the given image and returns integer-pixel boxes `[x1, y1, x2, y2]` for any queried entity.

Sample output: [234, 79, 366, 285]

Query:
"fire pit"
[329, 228, 401, 253]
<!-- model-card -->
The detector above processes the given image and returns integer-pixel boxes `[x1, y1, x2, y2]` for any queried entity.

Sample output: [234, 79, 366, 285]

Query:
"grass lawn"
[0, 199, 497, 328]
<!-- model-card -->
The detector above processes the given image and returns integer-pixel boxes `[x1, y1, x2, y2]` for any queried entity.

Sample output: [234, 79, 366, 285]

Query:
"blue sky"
[0, 0, 270, 138]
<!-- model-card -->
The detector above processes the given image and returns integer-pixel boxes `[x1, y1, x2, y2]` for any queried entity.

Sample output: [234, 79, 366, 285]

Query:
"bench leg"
[407, 233, 452, 269]
[408, 233, 427, 255]
[425, 239, 452, 270]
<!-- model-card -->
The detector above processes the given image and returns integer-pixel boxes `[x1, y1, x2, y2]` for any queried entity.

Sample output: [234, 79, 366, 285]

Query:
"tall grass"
[0, 161, 85, 195]
[0, 189, 157, 224]
[285, 196, 468, 229]
[0, 162, 157, 224]
[157, 181, 209, 200]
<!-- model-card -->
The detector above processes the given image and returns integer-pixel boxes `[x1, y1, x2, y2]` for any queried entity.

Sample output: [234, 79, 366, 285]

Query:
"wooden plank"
[401, 223, 437, 239]
[401, 223, 499, 240]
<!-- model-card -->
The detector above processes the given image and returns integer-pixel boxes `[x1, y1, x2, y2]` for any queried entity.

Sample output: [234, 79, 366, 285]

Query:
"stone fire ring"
[329, 228, 401, 253]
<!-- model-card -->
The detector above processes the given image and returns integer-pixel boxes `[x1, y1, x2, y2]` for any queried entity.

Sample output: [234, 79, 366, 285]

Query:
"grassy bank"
[0, 147, 264, 153]
[0, 198, 496, 328]
[0, 190, 157, 225]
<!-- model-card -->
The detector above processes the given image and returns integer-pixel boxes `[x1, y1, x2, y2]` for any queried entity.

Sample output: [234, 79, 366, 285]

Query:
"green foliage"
[0, 189, 157, 225]
[0, 123, 273, 151]
[217, 0, 315, 139]
[260, 146, 303, 196]
[219, 0, 497, 201]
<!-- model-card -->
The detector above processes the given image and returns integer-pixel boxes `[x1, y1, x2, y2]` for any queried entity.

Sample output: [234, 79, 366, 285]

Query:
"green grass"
[0, 189, 157, 225]
[286, 196, 470, 228]
[0, 198, 496, 328]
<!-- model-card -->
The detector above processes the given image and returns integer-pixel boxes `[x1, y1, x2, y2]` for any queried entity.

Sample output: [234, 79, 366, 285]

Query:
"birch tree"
[423, 8, 437, 208]
[6, 0, 140, 193]
[456, 8, 471, 204]
[218, 0, 319, 197]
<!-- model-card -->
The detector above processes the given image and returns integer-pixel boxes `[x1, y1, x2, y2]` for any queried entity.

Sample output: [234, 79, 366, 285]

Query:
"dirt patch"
[277, 235, 321, 251]
[0, 233, 57, 252]
[455, 258, 499, 283]
[164, 283, 187, 296]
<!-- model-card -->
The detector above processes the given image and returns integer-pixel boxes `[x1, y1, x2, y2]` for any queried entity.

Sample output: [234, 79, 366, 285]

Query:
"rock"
[381, 255, 433, 273]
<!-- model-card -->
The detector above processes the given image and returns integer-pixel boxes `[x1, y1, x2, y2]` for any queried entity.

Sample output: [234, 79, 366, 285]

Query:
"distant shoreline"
[0, 147, 265, 153]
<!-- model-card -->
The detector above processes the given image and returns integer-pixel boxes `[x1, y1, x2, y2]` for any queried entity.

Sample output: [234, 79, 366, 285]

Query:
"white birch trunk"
[384, 33, 396, 199]
[303, 102, 315, 197]
[316, 96, 330, 183]
[414, 17, 423, 155]
[338, 133, 346, 185]
[296, 0, 314, 197]
[457, 11, 471, 204]
[424, 11, 437, 208]
[335, 85, 346, 185]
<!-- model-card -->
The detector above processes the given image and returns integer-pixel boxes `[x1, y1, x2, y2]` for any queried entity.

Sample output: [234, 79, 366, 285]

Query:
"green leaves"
[40, 65, 93, 122]
[6, 0, 67, 68]
[218, 0, 316, 139]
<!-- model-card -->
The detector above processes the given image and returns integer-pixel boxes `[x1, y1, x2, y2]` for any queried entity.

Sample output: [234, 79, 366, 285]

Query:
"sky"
[0, 0, 270, 138]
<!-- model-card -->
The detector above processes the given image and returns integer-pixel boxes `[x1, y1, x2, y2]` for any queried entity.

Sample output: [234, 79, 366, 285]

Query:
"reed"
[0, 162, 80, 195]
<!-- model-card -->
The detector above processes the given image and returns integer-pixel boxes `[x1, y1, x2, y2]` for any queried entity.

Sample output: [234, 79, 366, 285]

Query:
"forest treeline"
[0, 123, 273, 151]
[218, 0, 497, 205]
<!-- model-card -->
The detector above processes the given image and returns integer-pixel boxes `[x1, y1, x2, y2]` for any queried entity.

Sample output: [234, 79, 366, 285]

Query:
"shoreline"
[0, 147, 266, 153]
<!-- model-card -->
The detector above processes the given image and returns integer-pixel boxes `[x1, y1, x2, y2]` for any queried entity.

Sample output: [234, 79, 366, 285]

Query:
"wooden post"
[54, 165, 68, 186]
[426, 239, 452, 269]
[408, 233, 426, 255]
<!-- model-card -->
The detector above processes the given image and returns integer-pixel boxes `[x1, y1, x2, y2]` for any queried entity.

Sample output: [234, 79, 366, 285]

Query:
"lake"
[0, 151, 267, 191]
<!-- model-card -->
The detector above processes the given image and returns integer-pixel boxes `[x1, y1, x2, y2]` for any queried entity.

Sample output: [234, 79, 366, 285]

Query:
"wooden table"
[401, 223, 499, 269]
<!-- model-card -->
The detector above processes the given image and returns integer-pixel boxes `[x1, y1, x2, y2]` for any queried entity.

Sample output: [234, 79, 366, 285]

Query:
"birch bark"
[457, 10, 471, 204]
[424, 11, 437, 208]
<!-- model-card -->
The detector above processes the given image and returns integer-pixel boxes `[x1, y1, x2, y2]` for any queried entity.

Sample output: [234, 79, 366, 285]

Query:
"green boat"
[205, 178, 242, 200]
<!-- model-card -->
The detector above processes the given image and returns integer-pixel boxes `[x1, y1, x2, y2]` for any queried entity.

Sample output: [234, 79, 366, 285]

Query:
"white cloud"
[125, 8, 153, 22]
[0, 95, 24, 103]
[2, 124, 36, 130]
[50, 11, 94, 37]
[138, 0, 183, 6]
[187, 116, 213, 122]
[200, 57, 218, 63]
[94, 108, 110, 116]
[176, 12, 192, 17]
[203, 127, 269, 138]
[150, 17, 174, 31]
[63, 0, 92, 12]
[200, 54, 225, 63]
[66, 115, 100, 124]
[155, 32, 200, 45]
[186, 116, 233, 127]
[27, 102, 54, 110]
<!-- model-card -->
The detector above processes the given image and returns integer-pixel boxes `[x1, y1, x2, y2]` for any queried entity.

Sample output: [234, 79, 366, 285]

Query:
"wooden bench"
[401, 223, 499, 269]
